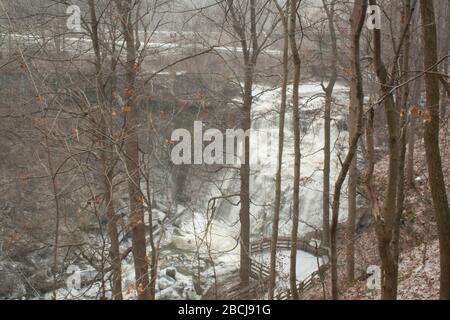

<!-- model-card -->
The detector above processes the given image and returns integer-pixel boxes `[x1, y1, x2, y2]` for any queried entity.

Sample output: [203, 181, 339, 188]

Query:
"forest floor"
[302, 122, 450, 300]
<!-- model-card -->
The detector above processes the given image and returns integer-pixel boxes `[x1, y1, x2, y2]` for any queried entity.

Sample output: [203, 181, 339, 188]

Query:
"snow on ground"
[255, 249, 324, 283]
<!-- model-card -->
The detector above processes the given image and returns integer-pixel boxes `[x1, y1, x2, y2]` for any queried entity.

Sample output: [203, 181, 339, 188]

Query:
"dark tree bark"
[420, 0, 450, 300]
[289, 0, 302, 300]
[88, 0, 123, 300]
[346, 0, 360, 282]
[393, 1, 412, 297]
[330, 0, 366, 300]
[104, 163, 123, 299]
[239, 69, 252, 289]
[369, 0, 417, 300]
[321, 0, 338, 249]
[439, 0, 449, 119]
[114, 0, 151, 300]
[406, 77, 422, 187]
[268, 0, 290, 300]
[225, 0, 261, 290]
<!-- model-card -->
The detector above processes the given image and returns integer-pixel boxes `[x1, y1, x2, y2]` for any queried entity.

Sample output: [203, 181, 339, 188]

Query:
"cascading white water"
[171, 82, 350, 271]
[215, 82, 350, 240]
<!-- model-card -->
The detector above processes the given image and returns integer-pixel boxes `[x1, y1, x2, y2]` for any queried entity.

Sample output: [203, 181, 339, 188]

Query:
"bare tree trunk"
[322, 0, 338, 249]
[420, 0, 450, 299]
[225, 0, 264, 292]
[394, 1, 412, 279]
[346, 0, 359, 281]
[330, 116, 363, 299]
[89, 0, 123, 299]
[371, 0, 400, 300]
[323, 94, 332, 247]
[239, 68, 252, 290]
[406, 78, 422, 187]
[115, 0, 151, 300]
[330, 0, 366, 300]
[268, 0, 289, 300]
[373, 26, 401, 302]
[146, 180, 158, 300]
[439, 0, 449, 120]
[369, 0, 417, 300]
[346, 127, 357, 283]
[46, 137, 61, 300]
[104, 164, 123, 299]
[288, 0, 302, 300]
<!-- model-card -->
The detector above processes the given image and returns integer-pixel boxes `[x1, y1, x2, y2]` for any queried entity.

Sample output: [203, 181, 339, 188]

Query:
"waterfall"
[214, 82, 350, 240]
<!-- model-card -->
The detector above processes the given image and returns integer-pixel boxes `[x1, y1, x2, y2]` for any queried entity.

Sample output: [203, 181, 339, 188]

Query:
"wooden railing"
[221, 259, 269, 300]
[276, 264, 329, 300]
[250, 258, 270, 280]
[220, 237, 329, 300]
[250, 237, 329, 257]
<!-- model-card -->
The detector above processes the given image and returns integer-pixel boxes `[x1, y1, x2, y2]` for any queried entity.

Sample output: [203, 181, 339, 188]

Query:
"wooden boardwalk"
[250, 237, 329, 257]
[204, 237, 329, 300]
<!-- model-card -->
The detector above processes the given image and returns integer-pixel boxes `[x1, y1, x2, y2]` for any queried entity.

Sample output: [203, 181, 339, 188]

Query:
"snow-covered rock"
[158, 275, 176, 291]
[0, 261, 27, 299]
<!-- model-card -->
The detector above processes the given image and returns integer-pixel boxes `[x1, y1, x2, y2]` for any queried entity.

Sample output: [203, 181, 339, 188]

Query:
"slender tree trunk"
[330, 0, 366, 300]
[46, 138, 61, 300]
[323, 94, 331, 248]
[322, 0, 338, 249]
[406, 78, 422, 187]
[225, 0, 261, 292]
[393, 2, 412, 287]
[330, 117, 363, 300]
[89, 0, 123, 299]
[369, 0, 417, 300]
[268, 0, 289, 299]
[239, 66, 253, 289]
[288, 0, 302, 300]
[115, 0, 151, 300]
[346, 138, 357, 282]
[420, 0, 450, 299]
[346, 0, 359, 281]
[370, 0, 399, 300]
[147, 183, 158, 300]
[372, 33, 401, 302]
[104, 164, 123, 299]
[439, 0, 449, 120]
